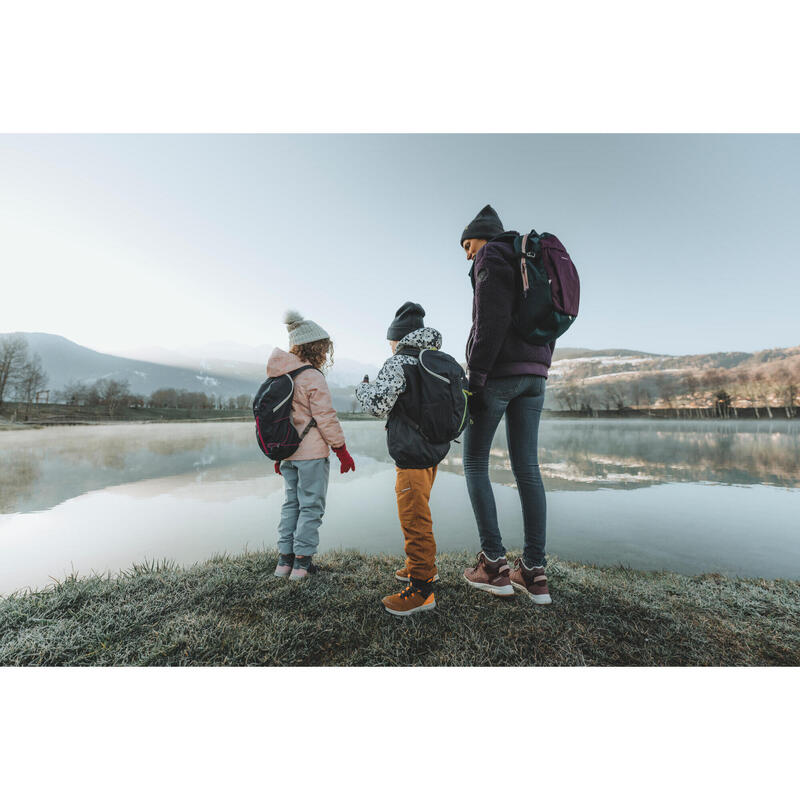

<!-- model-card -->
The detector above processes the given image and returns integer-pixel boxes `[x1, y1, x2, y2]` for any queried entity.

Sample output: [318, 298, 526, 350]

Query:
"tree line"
[0, 335, 49, 409]
[58, 380, 253, 413]
[552, 362, 800, 418]
[0, 335, 253, 416]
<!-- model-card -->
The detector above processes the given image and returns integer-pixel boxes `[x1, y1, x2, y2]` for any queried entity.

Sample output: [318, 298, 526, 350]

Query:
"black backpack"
[396, 346, 469, 444]
[508, 229, 580, 345]
[252, 365, 318, 460]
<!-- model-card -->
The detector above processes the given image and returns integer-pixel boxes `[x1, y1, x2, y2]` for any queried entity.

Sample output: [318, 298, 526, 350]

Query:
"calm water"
[1, 418, 799, 594]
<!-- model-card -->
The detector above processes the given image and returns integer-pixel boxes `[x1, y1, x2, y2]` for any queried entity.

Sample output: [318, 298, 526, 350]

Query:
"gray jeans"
[277, 457, 330, 557]
[463, 375, 547, 566]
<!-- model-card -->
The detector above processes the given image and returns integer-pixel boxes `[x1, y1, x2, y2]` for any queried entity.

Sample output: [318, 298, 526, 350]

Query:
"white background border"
[1, 1, 797, 795]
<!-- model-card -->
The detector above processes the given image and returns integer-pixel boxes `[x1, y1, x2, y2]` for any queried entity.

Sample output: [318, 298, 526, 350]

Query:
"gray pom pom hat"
[284, 310, 330, 347]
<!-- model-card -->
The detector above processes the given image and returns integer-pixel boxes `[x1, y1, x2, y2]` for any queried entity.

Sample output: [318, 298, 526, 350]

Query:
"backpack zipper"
[272, 375, 294, 412]
[418, 348, 450, 384]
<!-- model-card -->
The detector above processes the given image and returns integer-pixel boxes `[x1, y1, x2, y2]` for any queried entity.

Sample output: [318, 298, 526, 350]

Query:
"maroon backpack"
[510, 229, 580, 344]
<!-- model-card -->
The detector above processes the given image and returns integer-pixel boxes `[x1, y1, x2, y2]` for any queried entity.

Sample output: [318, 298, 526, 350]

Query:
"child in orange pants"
[355, 302, 452, 616]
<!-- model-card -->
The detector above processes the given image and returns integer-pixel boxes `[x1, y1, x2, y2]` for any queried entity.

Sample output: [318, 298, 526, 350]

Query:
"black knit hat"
[387, 301, 425, 341]
[460, 204, 504, 245]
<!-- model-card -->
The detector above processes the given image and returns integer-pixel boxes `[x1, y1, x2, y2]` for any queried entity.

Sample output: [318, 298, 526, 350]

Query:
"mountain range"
[7, 333, 379, 412]
[6, 332, 800, 412]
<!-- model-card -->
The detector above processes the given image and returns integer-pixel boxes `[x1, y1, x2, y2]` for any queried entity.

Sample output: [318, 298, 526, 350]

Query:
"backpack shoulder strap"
[286, 364, 320, 437]
[288, 364, 320, 378]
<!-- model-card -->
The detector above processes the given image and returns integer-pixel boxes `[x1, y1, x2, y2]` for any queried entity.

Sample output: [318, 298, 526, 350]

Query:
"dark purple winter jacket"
[466, 234, 554, 389]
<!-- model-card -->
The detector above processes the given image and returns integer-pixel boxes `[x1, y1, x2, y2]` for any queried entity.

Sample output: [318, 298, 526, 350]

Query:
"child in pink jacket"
[269, 311, 355, 580]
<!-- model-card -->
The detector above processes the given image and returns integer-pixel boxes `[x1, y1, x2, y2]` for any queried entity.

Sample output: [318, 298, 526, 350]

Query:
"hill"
[7, 332, 799, 414]
[547, 344, 800, 412]
[3, 332, 378, 412]
[9, 332, 256, 399]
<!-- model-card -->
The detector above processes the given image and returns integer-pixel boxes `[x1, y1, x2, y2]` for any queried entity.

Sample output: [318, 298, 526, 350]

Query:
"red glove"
[274, 461, 282, 475]
[332, 444, 355, 474]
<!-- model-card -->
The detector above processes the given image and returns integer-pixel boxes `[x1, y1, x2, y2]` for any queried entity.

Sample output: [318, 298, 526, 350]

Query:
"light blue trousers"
[277, 457, 330, 557]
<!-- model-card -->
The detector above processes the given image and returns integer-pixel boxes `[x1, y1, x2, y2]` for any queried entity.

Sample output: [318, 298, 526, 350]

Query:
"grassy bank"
[1, 551, 797, 666]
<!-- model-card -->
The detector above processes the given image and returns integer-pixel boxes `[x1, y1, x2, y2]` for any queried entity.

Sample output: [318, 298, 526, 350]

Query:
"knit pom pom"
[283, 309, 303, 327]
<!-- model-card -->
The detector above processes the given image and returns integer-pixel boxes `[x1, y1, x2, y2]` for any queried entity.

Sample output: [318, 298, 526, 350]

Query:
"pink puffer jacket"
[266, 348, 345, 461]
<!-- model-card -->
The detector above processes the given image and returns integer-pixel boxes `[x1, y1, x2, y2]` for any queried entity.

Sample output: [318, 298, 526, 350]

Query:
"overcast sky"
[1, 134, 798, 364]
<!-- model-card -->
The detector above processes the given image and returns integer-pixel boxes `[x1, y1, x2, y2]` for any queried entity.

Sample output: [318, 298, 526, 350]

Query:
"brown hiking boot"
[463, 552, 514, 596]
[395, 566, 439, 583]
[509, 559, 552, 605]
[382, 583, 436, 617]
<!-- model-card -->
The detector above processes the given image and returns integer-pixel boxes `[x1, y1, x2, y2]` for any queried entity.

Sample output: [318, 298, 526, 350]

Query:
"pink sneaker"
[289, 559, 318, 581]
[509, 559, 552, 605]
[274, 553, 293, 577]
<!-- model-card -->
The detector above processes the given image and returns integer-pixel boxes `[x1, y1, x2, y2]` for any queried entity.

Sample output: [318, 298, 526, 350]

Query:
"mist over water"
[1, 418, 799, 595]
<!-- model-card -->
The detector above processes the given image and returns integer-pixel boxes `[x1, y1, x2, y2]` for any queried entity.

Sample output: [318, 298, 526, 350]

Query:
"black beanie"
[387, 301, 425, 341]
[460, 204, 504, 245]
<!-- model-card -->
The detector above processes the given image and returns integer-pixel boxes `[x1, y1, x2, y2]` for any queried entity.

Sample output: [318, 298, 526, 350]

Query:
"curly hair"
[290, 338, 334, 372]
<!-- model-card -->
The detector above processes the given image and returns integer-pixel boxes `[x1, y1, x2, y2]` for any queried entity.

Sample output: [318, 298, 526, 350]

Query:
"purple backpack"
[511, 229, 580, 344]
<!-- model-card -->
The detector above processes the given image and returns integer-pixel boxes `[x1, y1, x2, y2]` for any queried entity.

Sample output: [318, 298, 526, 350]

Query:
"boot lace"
[399, 584, 419, 600]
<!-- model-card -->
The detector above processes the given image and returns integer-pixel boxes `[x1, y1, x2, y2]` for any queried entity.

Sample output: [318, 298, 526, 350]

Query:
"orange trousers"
[395, 466, 438, 581]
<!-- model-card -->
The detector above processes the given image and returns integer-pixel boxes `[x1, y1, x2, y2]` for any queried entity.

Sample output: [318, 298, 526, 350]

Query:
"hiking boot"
[395, 566, 439, 583]
[289, 556, 319, 581]
[463, 552, 514, 596]
[274, 553, 294, 577]
[382, 582, 436, 617]
[509, 559, 552, 605]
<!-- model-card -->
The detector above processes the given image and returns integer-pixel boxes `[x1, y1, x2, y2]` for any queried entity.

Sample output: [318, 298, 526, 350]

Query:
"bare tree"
[14, 354, 48, 413]
[682, 372, 699, 406]
[655, 375, 676, 412]
[603, 382, 627, 412]
[558, 380, 580, 412]
[771, 366, 796, 417]
[60, 380, 90, 406]
[701, 368, 723, 387]
[736, 369, 767, 419]
[630, 380, 651, 410]
[0, 335, 29, 407]
[150, 388, 179, 408]
[752, 369, 773, 418]
[576, 381, 597, 415]
[713, 389, 732, 418]
[96, 378, 131, 417]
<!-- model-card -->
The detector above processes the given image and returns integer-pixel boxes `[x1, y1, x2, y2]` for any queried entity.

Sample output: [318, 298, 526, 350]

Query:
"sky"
[1, 134, 798, 365]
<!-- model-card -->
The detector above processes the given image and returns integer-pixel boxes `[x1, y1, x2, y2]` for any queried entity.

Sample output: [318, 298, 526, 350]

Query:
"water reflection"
[534, 419, 800, 490]
[337, 419, 800, 489]
[0, 423, 263, 514]
[1, 419, 798, 515]
[2, 419, 799, 593]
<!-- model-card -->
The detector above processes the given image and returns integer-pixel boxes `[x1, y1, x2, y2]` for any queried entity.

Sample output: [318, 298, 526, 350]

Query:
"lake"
[1, 418, 799, 595]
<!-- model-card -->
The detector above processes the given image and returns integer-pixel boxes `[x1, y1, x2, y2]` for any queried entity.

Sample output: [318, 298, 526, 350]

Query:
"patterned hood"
[396, 326, 442, 353]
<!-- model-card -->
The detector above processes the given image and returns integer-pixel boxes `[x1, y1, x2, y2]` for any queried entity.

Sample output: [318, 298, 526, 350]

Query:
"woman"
[460, 205, 553, 604]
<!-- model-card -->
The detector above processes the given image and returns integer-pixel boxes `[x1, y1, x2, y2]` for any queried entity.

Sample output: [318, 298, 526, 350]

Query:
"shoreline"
[1, 549, 797, 666]
[2, 409, 796, 432]
[0, 410, 374, 430]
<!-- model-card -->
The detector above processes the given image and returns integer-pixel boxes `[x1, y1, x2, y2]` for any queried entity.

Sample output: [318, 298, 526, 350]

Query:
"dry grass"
[1, 550, 797, 666]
